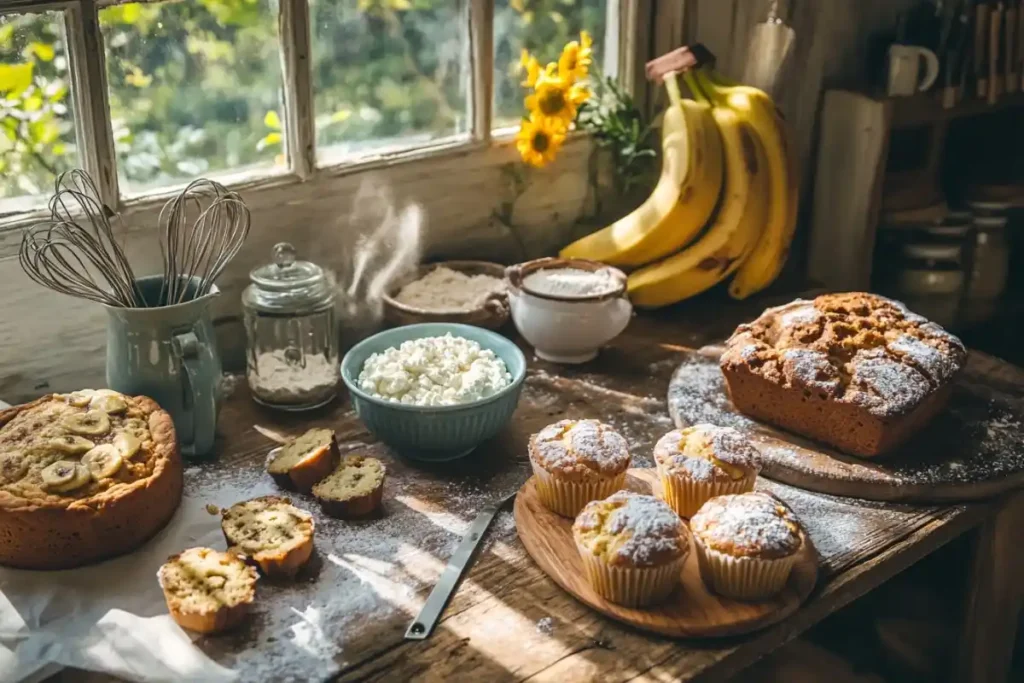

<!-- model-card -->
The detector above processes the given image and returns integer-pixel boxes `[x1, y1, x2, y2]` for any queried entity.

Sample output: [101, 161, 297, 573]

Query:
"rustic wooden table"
[52, 293, 1024, 683]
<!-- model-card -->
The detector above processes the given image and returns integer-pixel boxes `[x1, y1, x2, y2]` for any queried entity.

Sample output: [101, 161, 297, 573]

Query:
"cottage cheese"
[357, 334, 512, 406]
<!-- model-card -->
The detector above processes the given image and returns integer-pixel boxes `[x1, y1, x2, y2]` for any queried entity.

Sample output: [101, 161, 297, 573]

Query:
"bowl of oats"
[340, 323, 526, 461]
[382, 261, 509, 330]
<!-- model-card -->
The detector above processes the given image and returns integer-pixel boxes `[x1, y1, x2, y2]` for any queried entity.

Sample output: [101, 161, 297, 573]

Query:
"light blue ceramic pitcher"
[104, 275, 222, 458]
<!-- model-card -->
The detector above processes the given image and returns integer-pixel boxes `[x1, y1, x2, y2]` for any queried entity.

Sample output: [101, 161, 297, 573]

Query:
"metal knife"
[405, 489, 518, 640]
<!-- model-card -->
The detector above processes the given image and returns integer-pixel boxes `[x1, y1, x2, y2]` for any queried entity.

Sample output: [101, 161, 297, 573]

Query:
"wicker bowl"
[382, 261, 509, 330]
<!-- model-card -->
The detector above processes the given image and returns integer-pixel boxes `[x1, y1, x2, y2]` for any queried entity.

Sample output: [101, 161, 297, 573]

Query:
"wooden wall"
[685, 0, 918, 178]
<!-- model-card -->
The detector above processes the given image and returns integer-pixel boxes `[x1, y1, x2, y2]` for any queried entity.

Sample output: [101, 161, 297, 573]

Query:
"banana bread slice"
[266, 428, 338, 492]
[312, 454, 386, 518]
[720, 293, 966, 458]
[157, 547, 258, 634]
[221, 496, 315, 578]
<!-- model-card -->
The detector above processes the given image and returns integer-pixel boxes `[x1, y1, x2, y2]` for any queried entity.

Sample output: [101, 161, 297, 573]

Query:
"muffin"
[653, 424, 760, 518]
[689, 492, 803, 600]
[266, 428, 338, 493]
[573, 491, 689, 606]
[529, 419, 631, 517]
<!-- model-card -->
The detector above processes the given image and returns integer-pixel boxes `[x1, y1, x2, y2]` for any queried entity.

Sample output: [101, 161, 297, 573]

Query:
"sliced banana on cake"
[62, 410, 111, 436]
[65, 390, 96, 407]
[41, 460, 91, 493]
[122, 418, 149, 438]
[89, 390, 127, 414]
[50, 435, 96, 456]
[113, 431, 141, 459]
[82, 444, 123, 480]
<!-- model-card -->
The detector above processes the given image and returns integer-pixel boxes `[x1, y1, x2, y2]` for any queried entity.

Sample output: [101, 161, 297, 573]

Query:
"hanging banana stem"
[681, 70, 709, 105]
[664, 70, 685, 107]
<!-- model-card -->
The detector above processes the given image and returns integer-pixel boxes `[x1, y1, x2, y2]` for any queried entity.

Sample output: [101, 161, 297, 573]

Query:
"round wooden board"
[513, 469, 819, 638]
[668, 346, 1024, 503]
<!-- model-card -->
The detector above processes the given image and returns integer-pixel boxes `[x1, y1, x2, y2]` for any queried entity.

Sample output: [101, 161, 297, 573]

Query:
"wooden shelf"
[830, 90, 1024, 129]
[891, 91, 1024, 128]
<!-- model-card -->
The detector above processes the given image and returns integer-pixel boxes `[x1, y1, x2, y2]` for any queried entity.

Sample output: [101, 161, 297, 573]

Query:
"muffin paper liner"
[693, 536, 797, 601]
[531, 462, 626, 518]
[656, 467, 756, 519]
[576, 546, 685, 607]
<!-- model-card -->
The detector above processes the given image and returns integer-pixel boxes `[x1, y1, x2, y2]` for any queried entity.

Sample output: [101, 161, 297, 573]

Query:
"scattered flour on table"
[395, 266, 506, 312]
[535, 617, 554, 635]
[180, 452, 524, 682]
[523, 267, 619, 298]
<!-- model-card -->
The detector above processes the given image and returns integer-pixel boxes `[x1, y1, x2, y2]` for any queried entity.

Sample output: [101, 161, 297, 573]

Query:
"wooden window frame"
[0, 0, 646, 232]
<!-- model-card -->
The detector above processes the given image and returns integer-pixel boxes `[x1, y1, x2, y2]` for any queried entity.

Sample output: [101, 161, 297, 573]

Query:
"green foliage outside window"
[1, 0, 609, 203]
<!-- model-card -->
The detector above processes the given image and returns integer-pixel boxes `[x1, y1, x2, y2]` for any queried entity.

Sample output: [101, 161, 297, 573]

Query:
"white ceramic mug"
[887, 44, 940, 96]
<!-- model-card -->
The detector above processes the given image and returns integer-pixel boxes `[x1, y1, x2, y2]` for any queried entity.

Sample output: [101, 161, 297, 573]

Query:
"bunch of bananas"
[559, 68, 799, 307]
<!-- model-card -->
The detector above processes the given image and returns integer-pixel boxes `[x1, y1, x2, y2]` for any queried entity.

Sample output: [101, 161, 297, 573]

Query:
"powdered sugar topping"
[654, 425, 759, 480]
[530, 419, 630, 476]
[888, 334, 958, 383]
[574, 491, 686, 566]
[690, 492, 802, 559]
[848, 348, 931, 415]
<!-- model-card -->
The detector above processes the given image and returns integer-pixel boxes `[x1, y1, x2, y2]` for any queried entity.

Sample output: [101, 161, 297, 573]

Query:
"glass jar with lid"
[243, 242, 340, 410]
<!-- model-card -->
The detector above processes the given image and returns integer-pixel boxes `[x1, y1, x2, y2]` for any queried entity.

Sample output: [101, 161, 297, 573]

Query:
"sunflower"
[517, 114, 566, 168]
[558, 31, 593, 82]
[525, 69, 590, 129]
[519, 49, 543, 88]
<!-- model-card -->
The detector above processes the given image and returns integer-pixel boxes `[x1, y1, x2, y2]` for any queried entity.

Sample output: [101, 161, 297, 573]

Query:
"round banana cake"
[0, 389, 182, 569]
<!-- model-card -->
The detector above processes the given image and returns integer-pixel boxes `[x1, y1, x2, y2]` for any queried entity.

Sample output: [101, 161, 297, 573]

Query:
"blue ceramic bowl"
[341, 323, 527, 461]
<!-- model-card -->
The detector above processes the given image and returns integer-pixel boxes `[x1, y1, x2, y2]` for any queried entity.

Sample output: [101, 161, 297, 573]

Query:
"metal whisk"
[19, 170, 145, 307]
[158, 178, 251, 305]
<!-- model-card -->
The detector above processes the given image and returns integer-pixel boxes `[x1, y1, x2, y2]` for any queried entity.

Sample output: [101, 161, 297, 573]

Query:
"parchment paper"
[0, 491, 238, 683]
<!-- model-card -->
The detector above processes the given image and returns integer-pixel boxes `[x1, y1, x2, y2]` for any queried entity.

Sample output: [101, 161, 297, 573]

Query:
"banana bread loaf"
[720, 293, 966, 458]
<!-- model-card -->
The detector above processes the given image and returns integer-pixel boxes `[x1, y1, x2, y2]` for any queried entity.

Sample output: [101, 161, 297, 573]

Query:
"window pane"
[493, 0, 610, 129]
[0, 11, 78, 211]
[100, 1, 285, 195]
[311, 0, 469, 164]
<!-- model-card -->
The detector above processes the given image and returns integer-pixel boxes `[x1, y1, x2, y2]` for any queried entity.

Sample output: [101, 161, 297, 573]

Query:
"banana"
[82, 444, 123, 480]
[62, 410, 111, 437]
[50, 435, 96, 456]
[559, 74, 723, 267]
[65, 390, 95, 407]
[626, 104, 770, 308]
[619, 97, 725, 266]
[89, 392, 127, 414]
[695, 69, 799, 299]
[41, 460, 91, 493]
[113, 431, 141, 460]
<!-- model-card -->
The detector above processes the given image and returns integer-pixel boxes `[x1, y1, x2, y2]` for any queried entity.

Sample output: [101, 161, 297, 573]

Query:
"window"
[311, 0, 469, 163]
[100, 0, 286, 194]
[0, 0, 624, 222]
[493, 0, 611, 129]
[0, 11, 79, 212]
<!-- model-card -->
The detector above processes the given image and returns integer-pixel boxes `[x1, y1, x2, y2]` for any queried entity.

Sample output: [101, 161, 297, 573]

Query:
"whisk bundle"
[158, 178, 250, 305]
[20, 170, 144, 307]
[19, 170, 251, 308]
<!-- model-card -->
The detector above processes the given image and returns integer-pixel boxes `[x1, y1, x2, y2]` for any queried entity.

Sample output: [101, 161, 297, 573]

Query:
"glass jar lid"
[244, 242, 335, 313]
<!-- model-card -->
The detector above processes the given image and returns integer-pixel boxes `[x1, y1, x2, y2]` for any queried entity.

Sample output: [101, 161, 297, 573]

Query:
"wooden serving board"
[668, 346, 1024, 503]
[513, 469, 819, 638]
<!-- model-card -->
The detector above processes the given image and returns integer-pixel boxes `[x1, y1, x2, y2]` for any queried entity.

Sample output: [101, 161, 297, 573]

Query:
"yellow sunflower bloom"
[558, 31, 593, 82]
[517, 115, 566, 168]
[524, 69, 588, 128]
[520, 49, 542, 88]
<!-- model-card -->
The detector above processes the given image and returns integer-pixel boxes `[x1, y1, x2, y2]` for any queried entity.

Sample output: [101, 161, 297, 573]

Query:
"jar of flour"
[243, 242, 340, 410]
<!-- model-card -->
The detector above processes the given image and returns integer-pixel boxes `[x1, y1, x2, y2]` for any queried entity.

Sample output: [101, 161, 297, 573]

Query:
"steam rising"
[323, 177, 424, 344]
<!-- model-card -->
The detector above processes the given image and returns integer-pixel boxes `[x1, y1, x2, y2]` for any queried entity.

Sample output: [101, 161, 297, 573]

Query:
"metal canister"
[242, 242, 339, 411]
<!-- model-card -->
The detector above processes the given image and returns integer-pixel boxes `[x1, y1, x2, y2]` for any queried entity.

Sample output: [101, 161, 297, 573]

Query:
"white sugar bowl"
[505, 257, 633, 364]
